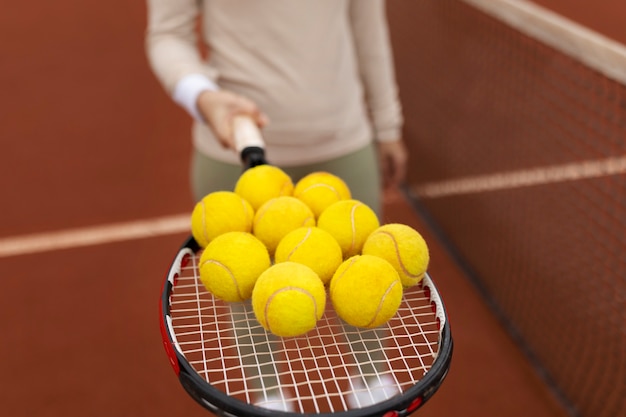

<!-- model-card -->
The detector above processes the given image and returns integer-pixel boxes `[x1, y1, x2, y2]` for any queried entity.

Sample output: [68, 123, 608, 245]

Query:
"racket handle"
[233, 116, 267, 168]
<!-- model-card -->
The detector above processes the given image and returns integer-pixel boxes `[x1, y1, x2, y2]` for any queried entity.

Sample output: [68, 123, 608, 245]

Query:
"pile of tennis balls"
[190, 165, 430, 338]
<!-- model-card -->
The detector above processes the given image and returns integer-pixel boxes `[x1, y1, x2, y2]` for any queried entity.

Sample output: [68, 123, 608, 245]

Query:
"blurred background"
[0, 1, 623, 417]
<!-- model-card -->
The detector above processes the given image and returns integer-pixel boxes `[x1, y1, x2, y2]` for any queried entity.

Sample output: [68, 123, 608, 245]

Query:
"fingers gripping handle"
[233, 116, 267, 168]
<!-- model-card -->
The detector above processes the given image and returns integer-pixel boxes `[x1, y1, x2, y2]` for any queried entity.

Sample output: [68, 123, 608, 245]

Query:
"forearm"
[349, 0, 403, 142]
[145, 0, 218, 95]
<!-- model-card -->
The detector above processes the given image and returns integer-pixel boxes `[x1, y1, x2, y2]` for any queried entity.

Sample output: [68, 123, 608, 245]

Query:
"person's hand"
[196, 90, 269, 150]
[377, 139, 408, 189]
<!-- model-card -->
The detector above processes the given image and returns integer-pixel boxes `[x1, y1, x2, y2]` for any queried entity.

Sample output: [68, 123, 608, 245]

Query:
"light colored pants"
[190, 142, 382, 217]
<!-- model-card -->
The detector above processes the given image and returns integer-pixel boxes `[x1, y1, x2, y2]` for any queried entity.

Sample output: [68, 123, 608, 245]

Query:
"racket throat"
[241, 147, 267, 168]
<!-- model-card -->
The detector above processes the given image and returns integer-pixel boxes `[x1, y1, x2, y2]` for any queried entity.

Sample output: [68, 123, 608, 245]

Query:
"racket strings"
[169, 252, 441, 413]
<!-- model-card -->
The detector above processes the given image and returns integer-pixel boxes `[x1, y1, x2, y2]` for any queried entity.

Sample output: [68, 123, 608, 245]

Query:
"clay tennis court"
[1, 1, 623, 416]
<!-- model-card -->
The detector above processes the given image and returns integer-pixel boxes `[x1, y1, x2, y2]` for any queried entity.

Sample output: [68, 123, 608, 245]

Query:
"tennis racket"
[159, 117, 453, 416]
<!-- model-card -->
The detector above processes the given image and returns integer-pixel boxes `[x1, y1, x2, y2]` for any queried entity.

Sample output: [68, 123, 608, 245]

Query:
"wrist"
[173, 74, 219, 121]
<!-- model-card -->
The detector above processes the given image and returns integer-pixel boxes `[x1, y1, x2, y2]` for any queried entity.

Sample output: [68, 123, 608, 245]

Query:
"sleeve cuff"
[173, 74, 219, 122]
[375, 127, 402, 142]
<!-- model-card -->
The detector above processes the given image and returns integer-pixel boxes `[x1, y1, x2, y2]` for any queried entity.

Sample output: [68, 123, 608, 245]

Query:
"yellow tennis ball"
[362, 223, 430, 287]
[234, 165, 294, 210]
[253, 196, 316, 255]
[199, 232, 271, 302]
[190, 191, 255, 248]
[317, 199, 380, 258]
[293, 171, 351, 218]
[252, 262, 326, 337]
[330, 255, 403, 328]
[274, 227, 343, 285]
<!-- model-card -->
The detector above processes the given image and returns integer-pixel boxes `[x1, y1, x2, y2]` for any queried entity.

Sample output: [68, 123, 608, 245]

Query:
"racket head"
[160, 236, 453, 417]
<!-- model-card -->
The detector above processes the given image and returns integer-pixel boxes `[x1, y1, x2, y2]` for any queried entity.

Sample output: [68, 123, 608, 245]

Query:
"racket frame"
[160, 236, 453, 417]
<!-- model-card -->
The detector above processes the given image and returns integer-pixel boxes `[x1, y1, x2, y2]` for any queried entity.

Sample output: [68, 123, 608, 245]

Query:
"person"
[146, 0, 407, 411]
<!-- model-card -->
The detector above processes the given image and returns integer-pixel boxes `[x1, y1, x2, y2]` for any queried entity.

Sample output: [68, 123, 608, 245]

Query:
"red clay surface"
[0, 1, 572, 416]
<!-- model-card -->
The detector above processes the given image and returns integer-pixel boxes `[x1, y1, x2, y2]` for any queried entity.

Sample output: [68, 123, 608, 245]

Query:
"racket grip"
[233, 116, 267, 168]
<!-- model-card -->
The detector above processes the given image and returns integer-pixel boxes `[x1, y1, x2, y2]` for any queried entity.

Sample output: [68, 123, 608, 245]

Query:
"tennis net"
[388, 1, 626, 417]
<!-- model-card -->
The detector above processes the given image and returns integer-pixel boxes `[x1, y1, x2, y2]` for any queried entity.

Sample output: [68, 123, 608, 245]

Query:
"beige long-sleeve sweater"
[146, 0, 403, 166]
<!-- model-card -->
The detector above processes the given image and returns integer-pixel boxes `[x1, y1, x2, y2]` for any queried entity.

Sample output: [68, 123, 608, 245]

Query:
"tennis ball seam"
[279, 180, 292, 196]
[264, 286, 320, 334]
[199, 200, 210, 244]
[330, 256, 357, 288]
[297, 183, 342, 199]
[285, 228, 313, 260]
[348, 203, 360, 254]
[364, 280, 401, 328]
[240, 197, 254, 225]
[253, 198, 315, 232]
[253, 199, 274, 226]
[375, 230, 424, 281]
[200, 259, 244, 301]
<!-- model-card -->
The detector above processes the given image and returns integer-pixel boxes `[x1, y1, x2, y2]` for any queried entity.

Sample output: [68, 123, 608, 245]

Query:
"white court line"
[412, 155, 626, 199]
[0, 213, 190, 259]
[2, 156, 624, 258]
